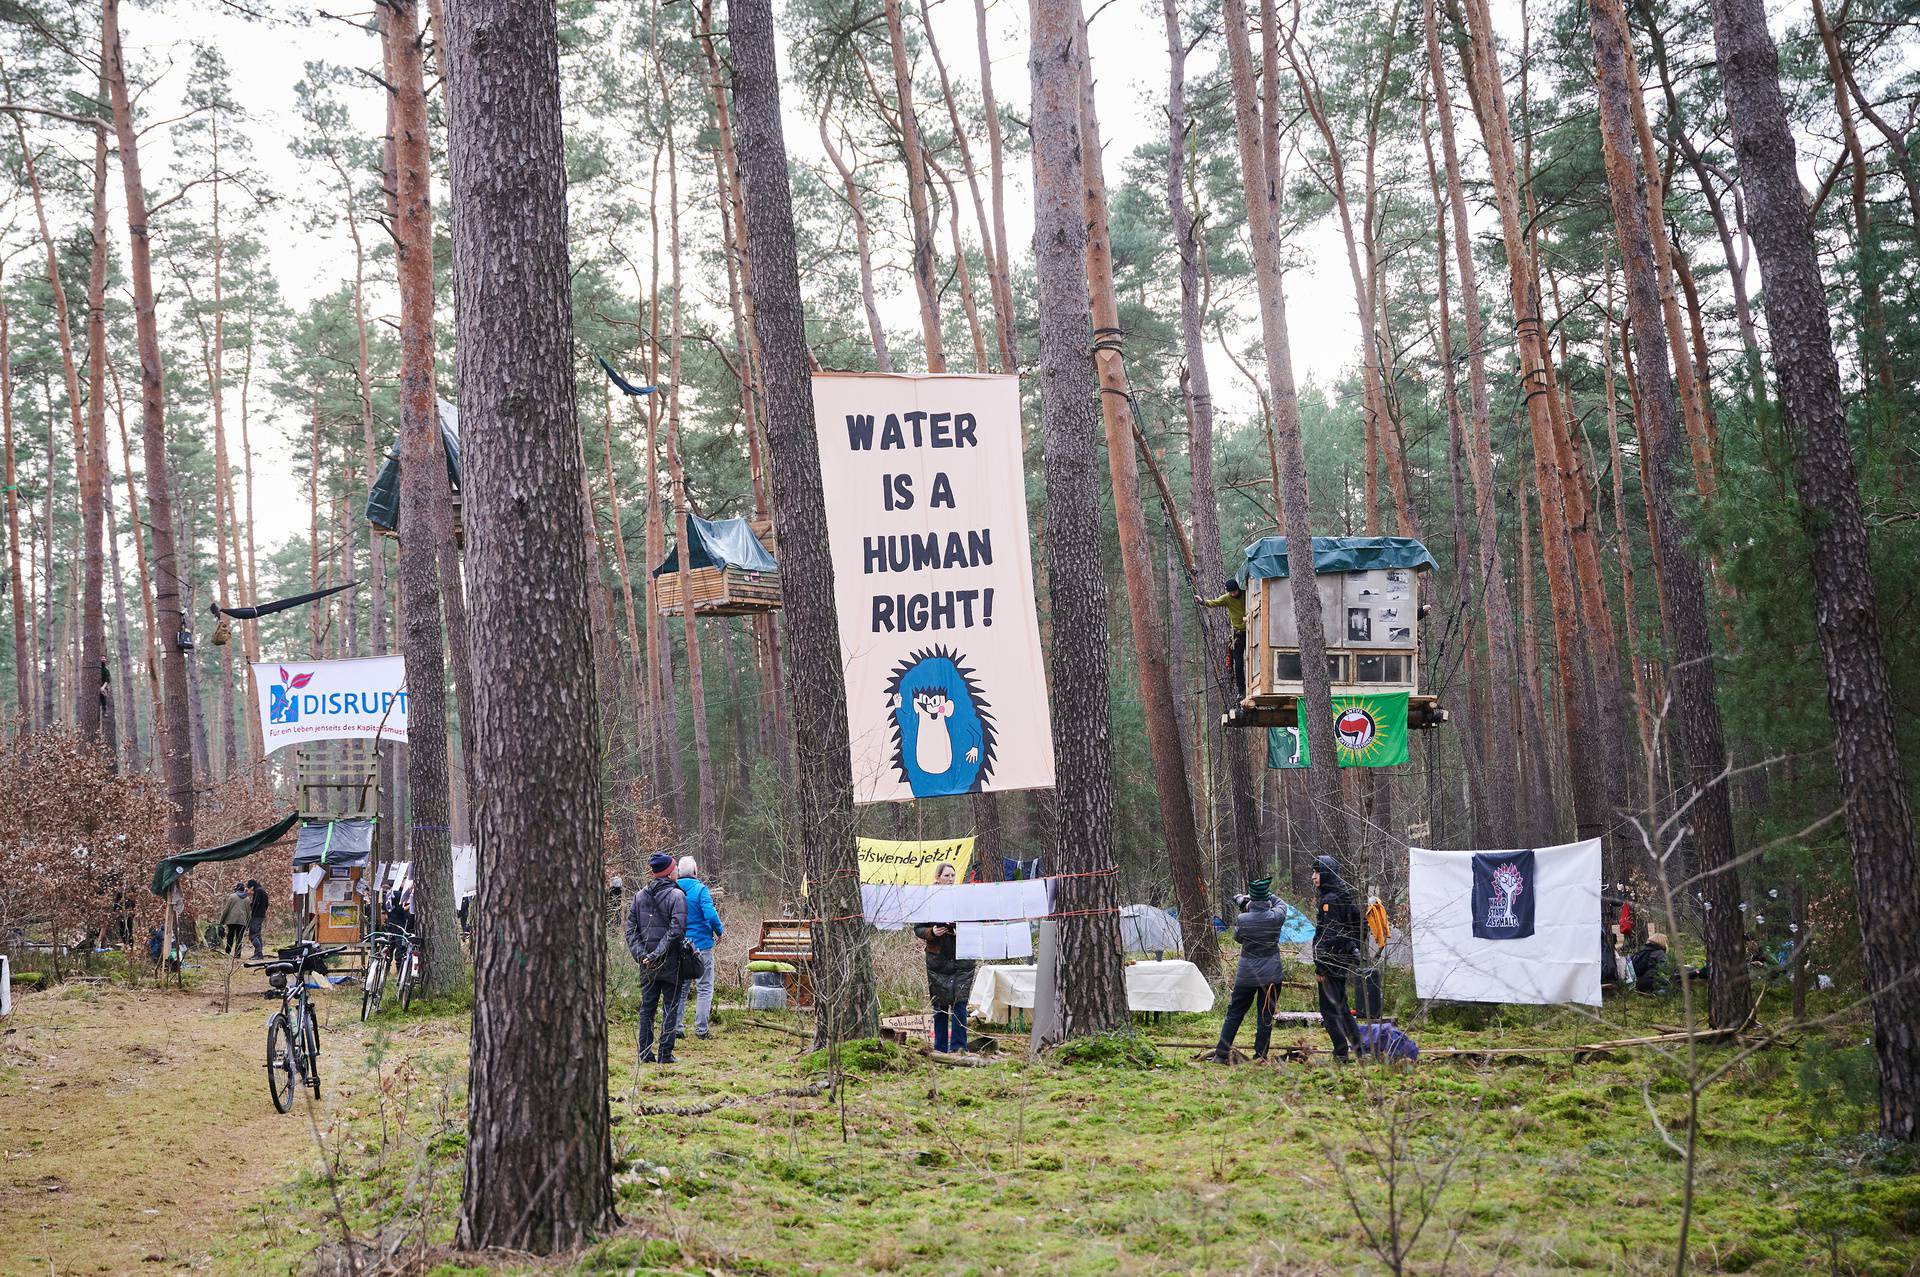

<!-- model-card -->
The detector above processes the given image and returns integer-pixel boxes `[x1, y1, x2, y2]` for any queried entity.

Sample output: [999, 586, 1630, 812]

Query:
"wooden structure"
[294, 740, 379, 947]
[1224, 536, 1450, 731]
[654, 515, 782, 616]
[747, 918, 815, 1008]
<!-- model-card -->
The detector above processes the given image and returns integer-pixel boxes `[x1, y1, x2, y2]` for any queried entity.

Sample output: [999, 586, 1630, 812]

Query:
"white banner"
[250, 655, 409, 753]
[1408, 838, 1603, 1007]
[812, 373, 1055, 804]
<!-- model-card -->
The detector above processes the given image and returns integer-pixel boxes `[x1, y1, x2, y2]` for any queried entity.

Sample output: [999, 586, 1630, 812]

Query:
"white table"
[967, 958, 1214, 1023]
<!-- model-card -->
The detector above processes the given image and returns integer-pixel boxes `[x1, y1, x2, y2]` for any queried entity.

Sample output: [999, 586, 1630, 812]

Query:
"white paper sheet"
[956, 921, 1032, 960]
[860, 878, 1053, 930]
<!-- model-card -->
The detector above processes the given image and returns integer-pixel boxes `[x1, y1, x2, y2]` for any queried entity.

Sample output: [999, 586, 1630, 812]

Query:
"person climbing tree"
[1196, 579, 1247, 699]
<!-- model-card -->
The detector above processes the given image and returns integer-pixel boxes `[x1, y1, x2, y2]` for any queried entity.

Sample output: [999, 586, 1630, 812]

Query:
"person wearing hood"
[625, 852, 689, 1064]
[218, 884, 250, 955]
[1631, 932, 1676, 995]
[1213, 877, 1288, 1062]
[1312, 855, 1366, 1061]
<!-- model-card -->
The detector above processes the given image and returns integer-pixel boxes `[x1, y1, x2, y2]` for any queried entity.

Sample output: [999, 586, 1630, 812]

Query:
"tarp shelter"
[292, 819, 374, 869]
[652, 513, 779, 576]
[1119, 903, 1182, 955]
[365, 399, 461, 536]
[1276, 900, 1317, 944]
[1240, 535, 1436, 584]
[151, 811, 300, 896]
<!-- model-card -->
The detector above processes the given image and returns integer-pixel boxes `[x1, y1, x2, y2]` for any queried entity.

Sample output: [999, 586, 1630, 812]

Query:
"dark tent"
[652, 513, 779, 577]
[151, 811, 300, 897]
[365, 399, 461, 536]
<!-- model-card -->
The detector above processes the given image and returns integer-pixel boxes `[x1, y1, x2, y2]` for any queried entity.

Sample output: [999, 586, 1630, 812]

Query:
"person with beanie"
[1196, 579, 1249, 696]
[625, 852, 688, 1063]
[1312, 855, 1366, 1061]
[676, 855, 724, 1039]
[1213, 877, 1288, 1062]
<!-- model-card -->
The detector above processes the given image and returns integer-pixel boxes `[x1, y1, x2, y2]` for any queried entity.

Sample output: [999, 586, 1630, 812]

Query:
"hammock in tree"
[598, 356, 656, 397]
[209, 582, 359, 645]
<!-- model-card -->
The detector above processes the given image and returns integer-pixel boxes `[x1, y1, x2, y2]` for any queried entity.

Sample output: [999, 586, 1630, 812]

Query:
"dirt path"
[0, 978, 360, 1276]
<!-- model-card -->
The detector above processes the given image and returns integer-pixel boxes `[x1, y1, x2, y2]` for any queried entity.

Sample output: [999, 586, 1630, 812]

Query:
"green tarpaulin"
[653, 513, 779, 576]
[151, 811, 300, 897]
[1240, 535, 1435, 583]
[365, 399, 461, 535]
[1266, 693, 1412, 769]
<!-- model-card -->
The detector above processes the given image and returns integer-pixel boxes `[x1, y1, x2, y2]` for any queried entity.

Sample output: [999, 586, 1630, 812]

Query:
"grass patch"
[802, 1035, 908, 1073]
[1051, 1029, 1160, 1069]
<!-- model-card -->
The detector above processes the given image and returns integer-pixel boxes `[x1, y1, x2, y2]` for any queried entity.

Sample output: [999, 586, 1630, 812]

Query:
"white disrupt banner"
[251, 655, 409, 753]
[1409, 838, 1602, 1007]
[812, 373, 1055, 804]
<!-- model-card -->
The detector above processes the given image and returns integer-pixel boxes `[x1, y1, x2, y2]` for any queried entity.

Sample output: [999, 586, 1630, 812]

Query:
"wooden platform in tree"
[1222, 694, 1449, 731]
[655, 564, 782, 616]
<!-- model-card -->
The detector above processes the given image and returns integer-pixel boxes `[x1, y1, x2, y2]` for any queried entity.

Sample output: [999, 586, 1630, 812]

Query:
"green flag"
[1266, 693, 1410, 769]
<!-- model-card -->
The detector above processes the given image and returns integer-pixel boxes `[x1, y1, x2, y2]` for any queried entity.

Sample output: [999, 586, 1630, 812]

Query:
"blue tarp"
[1240, 535, 1436, 583]
[1276, 899, 1317, 944]
[653, 514, 779, 576]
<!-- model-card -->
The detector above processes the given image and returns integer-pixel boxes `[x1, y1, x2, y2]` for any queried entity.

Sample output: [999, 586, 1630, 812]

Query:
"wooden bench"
[747, 919, 815, 1008]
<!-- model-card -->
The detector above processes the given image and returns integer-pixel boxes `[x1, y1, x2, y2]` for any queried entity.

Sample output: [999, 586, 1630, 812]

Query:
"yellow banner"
[857, 836, 975, 885]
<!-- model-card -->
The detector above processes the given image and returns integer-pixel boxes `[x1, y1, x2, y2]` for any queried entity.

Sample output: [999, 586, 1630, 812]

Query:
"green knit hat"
[1247, 877, 1273, 902]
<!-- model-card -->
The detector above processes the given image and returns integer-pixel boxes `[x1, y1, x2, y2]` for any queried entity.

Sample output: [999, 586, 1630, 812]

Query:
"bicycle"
[360, 927, 417, 1020]
[249, 941, 342, 1113]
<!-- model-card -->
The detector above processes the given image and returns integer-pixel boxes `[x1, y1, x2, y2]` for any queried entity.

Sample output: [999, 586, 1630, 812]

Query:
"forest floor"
[3, 946, 1918, 1276]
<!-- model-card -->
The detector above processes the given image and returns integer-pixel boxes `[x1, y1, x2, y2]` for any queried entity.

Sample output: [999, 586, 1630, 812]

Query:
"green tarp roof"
[365, 399, 461, 535]
[1240, 535, 1436, 583]
[653, 513, 779, 576]
[151, 811, 300, 897]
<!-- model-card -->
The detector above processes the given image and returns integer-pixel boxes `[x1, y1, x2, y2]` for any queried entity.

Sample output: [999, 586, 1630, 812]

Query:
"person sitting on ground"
[1195, 579, 1248, 697]
[1312, 855, 1367, 1062]
[626, 852, 689, 1065]
[219, 883, 250, 956]
[676, 856, 724, 1040]
[1631, 932, 1676, 995]
[913, 862, 974, 1054]
[1213, 877, 1288, 1063]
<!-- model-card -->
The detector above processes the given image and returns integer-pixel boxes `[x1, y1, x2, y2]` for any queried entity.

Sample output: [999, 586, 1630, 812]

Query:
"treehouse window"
[1274, 651, 1346, 684]
[1354, 653, 1411, 684]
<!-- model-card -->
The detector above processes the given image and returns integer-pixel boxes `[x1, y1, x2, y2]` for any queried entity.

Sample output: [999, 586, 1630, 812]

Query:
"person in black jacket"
[625, 853, 688, 1064]
[1213, 877, 1287, 1062]
[246, 879, 269, 958]
[1312, 855, 1366, 1061]
[913, 864, 975, 1053]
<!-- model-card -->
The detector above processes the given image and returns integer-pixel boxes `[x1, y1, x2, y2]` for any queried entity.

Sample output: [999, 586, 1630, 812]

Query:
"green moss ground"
[199, 961, 1920, 1276]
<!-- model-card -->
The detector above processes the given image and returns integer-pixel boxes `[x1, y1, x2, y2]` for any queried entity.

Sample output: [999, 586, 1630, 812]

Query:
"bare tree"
[1027, 0, 1128, 1039]
[1708, 0, 1920, 1139]
[728, 0, 879, 1047]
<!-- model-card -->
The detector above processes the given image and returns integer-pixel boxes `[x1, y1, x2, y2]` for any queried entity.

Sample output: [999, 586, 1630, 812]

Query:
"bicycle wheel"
[398, 951, 416, 1012]
[266, 1014, 296, 1113]
[303, 1001, 322, 1097]
[361, 955, 385, 1021]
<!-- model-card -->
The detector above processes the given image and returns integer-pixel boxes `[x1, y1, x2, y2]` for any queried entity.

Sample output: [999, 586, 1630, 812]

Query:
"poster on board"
[250, 655, 409, 753]
[811, 373, 1055, 804]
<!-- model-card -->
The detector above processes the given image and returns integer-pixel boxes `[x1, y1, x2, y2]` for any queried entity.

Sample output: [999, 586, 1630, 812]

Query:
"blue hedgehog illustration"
[885, 646, 996, 798]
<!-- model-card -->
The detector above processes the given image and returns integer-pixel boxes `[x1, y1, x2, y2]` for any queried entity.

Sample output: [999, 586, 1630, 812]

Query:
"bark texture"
[445, 0, 616, 1249]
[1709, 0, 1920, 1138]
[1028, 0, 1128, 1039]
[728, 0, 878, 1047]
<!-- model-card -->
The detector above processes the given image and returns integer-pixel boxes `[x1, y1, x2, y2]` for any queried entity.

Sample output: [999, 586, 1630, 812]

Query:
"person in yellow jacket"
[1196, 579, 1247, 696]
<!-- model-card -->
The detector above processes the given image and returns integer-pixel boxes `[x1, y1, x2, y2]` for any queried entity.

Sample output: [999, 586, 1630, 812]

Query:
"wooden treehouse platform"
[1221, 694, 1449, 731]
[655, 564, 782, 616]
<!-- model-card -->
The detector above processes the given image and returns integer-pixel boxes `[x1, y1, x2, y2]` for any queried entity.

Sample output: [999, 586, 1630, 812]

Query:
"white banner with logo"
[251, 655, 409, 752]
[1408, 838, 1602, 1007]
[812, 373, 1055, 804]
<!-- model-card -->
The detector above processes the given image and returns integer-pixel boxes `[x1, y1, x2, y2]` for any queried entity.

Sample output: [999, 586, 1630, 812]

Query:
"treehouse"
[365, 398, 463, 546]
[1224, 535, 1450, 731]
[292, 740, 378, 947]
[653, 513, 782, 616]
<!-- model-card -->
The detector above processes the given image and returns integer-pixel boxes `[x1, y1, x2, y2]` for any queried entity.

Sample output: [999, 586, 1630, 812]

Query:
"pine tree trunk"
[383, 0, 462, 997]
[79, 83, 112, 757]
[443, 0, 615, 1247]
[818, 99, 893, 371]
[729, 0, 879, 1047]
[972, 0, 1018, 372]
[1602, 264, 1657, 818]
[1026, 0, 1129, 1039]
[1, 287, 25, 723]
[1708, 0, 1920, 1139]
[104, 0, 193, 849]
[1074, 10, 1218, 980]
[881, 0, 946, 371]
[109, 364, 162, 745]
[1221, 0, 1343, 846]
[1591, 0, 1748, 1030]
[1164, 0, 1260, 885]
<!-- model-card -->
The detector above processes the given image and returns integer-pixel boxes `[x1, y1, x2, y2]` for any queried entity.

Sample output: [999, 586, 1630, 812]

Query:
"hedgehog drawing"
[885, 646, 996, 798]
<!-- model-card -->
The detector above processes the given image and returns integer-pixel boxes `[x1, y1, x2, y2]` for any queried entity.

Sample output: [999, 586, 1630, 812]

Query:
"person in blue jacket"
[677, 856, 724, 1039]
